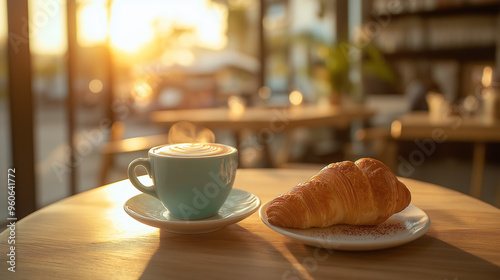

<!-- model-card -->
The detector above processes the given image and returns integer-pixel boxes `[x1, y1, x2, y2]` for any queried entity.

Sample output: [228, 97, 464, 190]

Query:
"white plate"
[124, 189, 260, 234]
[259, 202, 430, 251]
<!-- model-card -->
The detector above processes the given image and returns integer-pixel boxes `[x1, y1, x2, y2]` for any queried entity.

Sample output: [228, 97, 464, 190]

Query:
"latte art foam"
[153, 143, 235, 157]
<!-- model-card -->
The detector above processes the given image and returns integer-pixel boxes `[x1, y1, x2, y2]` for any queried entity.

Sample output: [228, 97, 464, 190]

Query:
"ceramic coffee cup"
[127, 143, 238, 220]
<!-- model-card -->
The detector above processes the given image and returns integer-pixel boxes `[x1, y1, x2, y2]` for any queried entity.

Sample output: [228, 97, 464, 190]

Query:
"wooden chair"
[98, 121, 170, 185]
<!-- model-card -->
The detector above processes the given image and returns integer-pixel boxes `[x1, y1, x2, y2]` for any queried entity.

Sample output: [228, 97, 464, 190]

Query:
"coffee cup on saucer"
[127, 143, 238, 220]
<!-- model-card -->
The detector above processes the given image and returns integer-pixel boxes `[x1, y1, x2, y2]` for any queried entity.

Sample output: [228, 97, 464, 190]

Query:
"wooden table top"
[1, 169, 499, 279]
[150, 104, 375, 131]
[392, 111, 500, 142]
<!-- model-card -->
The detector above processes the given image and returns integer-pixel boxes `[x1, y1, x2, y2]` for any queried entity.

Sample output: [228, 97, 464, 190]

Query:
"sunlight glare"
[107, 207, 157, 238]
[26, 0, 228, 56]
[28, 0, 67, 55]
[78, 0, 108, 46]
[122, 138, 149, 152]
[195, 2, 227, 50]
[109, 0, 227, 53]
[161, 49, 195, 66]
[179, 33, 196, 47]
[177, 50, 195, 66]
[0, 1, 6, 44]
[109, 1, 154, 53]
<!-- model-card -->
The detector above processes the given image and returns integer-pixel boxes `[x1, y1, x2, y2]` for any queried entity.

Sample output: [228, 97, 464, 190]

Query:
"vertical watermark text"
[6, 168, 17, 272]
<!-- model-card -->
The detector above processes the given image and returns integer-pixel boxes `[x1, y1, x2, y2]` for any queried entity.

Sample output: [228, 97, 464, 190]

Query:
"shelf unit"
[373, 2, 500, 19]
[369, 1, 500, 99]
[382, 46, 496, 61]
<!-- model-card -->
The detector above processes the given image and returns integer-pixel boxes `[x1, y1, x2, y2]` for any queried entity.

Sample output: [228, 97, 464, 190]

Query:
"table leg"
[471, 142, 486, 199]
[275, 130, 293, 167]
[262, 140, 275, 168]
[234, 129, 274, 168]
[385, 139, 398, 174]
[234, 130, 243, 168]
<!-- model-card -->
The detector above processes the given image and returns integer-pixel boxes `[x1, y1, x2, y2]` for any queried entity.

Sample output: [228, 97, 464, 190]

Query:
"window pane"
[0, 0, 10, 221]
[29, 0, 71, 206]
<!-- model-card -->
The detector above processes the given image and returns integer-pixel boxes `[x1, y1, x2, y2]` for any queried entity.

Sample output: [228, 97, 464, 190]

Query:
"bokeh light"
[482, 66, 493, 88]
[258, 86, 271, 100]
[89, 79, 104, 94]
[228, 95, 246, 118]
[132, 80, 153, 107]
[289, 90, 303, 106]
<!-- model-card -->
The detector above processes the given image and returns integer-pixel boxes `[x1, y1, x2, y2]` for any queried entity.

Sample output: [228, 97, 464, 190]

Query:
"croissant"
[266, 158, 411, 229]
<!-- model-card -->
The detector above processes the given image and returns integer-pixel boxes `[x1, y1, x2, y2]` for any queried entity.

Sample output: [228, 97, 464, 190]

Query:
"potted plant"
[323, 42, 396, 105]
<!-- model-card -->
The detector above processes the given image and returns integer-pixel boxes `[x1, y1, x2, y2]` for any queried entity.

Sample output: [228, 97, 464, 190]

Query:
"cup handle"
[127, 158, 157, 198]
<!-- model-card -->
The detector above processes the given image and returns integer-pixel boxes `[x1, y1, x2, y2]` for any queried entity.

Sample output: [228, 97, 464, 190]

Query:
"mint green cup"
[127, 143, 238, 220]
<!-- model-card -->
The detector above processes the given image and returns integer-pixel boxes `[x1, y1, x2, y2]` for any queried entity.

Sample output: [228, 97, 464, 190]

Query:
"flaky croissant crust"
[266, 158, 411, 229]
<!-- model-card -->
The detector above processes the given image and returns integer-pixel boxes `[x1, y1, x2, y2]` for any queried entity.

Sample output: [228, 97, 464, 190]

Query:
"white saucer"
[124, 189, 260, 234]
[260, 202, 430, 251]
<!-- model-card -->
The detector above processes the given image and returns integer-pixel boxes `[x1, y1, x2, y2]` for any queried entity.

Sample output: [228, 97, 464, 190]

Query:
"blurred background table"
[1, 169, 499, 279]
[391, 111, 500, 198]
[150, 104, 374, 166]
[150, 104, 374, 131]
